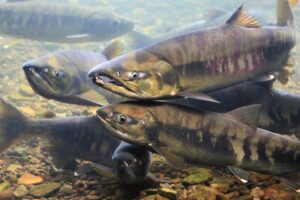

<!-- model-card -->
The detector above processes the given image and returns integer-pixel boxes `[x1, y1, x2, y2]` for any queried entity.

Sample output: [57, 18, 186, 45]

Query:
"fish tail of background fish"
[0, 97, 32, 153]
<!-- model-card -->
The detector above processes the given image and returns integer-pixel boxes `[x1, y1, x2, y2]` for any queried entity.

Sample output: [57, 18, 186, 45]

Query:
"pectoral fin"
[227, 165, 250, 183]
[90, 162, 116, 178]
[227, 104, 261, 130]
[150, 144, 186, 170]
[77, 90, 109, 106]
[177, 91, 220, 103]
[75, 161, 115, 178]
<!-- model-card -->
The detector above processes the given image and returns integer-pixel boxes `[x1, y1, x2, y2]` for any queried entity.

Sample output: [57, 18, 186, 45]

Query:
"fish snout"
[22, 62, 35, 73]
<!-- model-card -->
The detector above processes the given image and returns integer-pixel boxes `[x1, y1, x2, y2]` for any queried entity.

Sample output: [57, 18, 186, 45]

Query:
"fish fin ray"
[227, 104, 261, 130]
[177, 91, 220, 103]
[77, 90, 109, 106]
[277, 0, 294, 26]
[227, 165, 250, 183]
[226, 4, 260, 28]
[101, 39, 125, 60]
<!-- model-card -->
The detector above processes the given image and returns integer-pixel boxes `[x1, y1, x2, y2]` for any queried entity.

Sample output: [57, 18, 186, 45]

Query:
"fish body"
[89, 1, 296, 100]
[173, 81, 300, 136]
[0, 2, 133, 43]
[96, 102, 300, 175]
[0, 97, 150, 184]
[23, 41, 128, 106]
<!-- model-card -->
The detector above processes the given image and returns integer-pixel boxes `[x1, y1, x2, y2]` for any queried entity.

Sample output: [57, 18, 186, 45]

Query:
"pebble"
[183, 168, 213, 186]
[19, 85, 35, 97]
[7, 147, 27, 157]
[158, 187, 177, 200]
[19, 106, 36, 117]
[0, 189, 13, 200]
[13, 185, 29, 198]
[58, 184, 74, 196]
[17, 173, 43, 185]
[6, 164, 21, 172]
[29, 182, 61, 197]
[0, 181, 10, 192]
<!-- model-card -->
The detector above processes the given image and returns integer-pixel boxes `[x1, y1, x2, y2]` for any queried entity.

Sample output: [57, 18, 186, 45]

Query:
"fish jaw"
[22, 63, 58, 99]
[88, 51, 178, 100]
[96, 106, 149, 146]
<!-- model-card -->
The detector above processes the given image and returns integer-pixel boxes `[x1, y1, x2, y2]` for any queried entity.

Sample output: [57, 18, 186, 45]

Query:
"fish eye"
[43, 67, 48, 73]
[132, 72, 138, 79]
[115, 71, 120, 77]
[54, 71, 59, 77]
[118, 114, 127, 124]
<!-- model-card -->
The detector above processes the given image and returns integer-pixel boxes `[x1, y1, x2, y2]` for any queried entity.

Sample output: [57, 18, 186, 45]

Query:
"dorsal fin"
[101, 39, 125, 60]
[227, 104, 261, 130]
[226, 5, 260, 28]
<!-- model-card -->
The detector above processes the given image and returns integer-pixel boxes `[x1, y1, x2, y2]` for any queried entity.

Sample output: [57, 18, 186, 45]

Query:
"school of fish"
[1, 0, 300, 192]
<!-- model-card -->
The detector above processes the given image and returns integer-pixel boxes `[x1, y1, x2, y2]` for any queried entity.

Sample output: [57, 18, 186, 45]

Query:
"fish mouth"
[91, 73, 141, 98]
[23, 66, 54, 96]
[91, 73, 124, 87]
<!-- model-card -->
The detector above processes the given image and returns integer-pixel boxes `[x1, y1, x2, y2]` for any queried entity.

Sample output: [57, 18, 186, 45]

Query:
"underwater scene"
[1, 0, 300, 199]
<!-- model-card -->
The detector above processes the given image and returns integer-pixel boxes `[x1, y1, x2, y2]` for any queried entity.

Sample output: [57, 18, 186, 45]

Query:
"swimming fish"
[23, 46, 300, 137]
[88, 0, 296, 101]
[173, 80, 300, 137]
[23, 40, 129, 106]
[0, 97, 150, 185]
[96, 102, 300, 175]
[0, 1, 134, 43]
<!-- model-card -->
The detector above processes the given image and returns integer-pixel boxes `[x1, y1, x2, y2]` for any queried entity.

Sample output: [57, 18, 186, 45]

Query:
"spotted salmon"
[89, 0, 296, 102]
[96, 102, 300, 175]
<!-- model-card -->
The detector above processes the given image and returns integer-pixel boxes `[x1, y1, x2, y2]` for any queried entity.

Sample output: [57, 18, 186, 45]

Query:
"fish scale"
[89, 0, 296, 100]
[97, 102, 300, 175]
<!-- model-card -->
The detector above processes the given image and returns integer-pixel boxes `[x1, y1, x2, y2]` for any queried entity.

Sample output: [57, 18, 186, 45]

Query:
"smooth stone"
[13, 185, 28, 198]
[188, 185, 218, 200]
[19, 85, 35, 97]
[183, 168, 213, 186]
[140, 195, 156, 200]
[8, 147, 27, 157]
[19, 106, 36, 117]
[58, 184, 73, 196]
[0, 189, 13, 200]
[6, 164, 21, 172]
[159, 187, 177, 199]
[17, 173, 43, 185]
[29, 182, 61, 197]
[263, 184, 296, 200]
[0, 181, 10, 192]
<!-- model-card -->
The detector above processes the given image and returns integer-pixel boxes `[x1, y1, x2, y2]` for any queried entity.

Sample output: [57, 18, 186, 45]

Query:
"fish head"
[22, 52, 80, 99]
[89, 50, 177, 99]
[96, 102, 158, 145]
[112, 143, 151, 184]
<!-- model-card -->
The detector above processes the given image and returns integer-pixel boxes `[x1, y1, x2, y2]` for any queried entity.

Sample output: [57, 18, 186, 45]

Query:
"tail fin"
[0, 97, 27, 153]
[277, 0, 296, 27]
